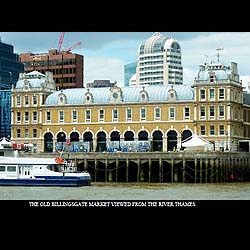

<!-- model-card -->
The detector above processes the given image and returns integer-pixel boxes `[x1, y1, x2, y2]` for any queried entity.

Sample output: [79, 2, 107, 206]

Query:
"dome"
[139, 32, 170, 54]
[45, 84, 194, 106]
[15, 71, 55, 90]
[197, 62, 232, 82]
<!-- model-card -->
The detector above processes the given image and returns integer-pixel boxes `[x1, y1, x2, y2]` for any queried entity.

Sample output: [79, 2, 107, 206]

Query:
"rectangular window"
[113, 109, 118, 121]
[209, 89, 215, 100]
[72, 110, 77, 122]
[33, 95, 37, 105]
[219, 125, 224, 135]
[219, 106, 224, 117]
[200, 106, 206, 119]
[86, 110, 91, 122]
[127, 108, 132, 121]
[33, 129, 37, 138]
[46, 111, 51, 122]
[25, 95, 29, 105]
[33, 111, 37, 123]
[209, 106, 215, 118]
[16, 112, 21, 123]
[200, 89, 205, 100]
[59, 111, 64, 122]
[219, 89, 225, 99]
[17, 129, 21, 138]
[210, 125, 215, 135]
[17, 96, 21, 106]
[25, 129, 29, 138]
[200, 125, 206, 135]
[184, 107, 190, 119]
[141, 108, 146, 120]
[155, 107, 161, 120]
[0, 166, 6, 172]
[7, 166, 16, 172]
[25, 112, 29, 123]
[99, 110, 104, 122]
[169, 107, 175, 120]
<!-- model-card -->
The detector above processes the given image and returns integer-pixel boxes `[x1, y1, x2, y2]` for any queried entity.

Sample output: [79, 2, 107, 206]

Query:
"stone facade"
[11, 61, 250, 153]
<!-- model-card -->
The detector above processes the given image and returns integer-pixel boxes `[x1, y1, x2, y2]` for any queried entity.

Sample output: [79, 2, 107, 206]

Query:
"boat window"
[7, 166, 16, 172]
[47, 164, 62, 172]
[0, 166, 6, 172]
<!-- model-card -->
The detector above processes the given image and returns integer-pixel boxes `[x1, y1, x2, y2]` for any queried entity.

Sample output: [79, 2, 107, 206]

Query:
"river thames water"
[0, 182, 250, 200]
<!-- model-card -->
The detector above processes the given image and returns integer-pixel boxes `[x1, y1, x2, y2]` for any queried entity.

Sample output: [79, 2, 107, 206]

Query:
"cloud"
[181, 32, 250, 76]
[183, 68, 197, 85]
[84, 56, 125, 86]
[2, 32, 250, 86]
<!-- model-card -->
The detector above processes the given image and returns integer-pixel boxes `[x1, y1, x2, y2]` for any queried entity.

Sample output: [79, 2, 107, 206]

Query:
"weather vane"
[216, 48, 224, 62]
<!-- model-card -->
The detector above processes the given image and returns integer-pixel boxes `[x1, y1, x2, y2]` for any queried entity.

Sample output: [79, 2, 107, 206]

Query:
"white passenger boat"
[0, 156, 91, 187]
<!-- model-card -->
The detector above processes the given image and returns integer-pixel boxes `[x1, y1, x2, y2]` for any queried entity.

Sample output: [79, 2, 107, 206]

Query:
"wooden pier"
[19, 151, 250, 183]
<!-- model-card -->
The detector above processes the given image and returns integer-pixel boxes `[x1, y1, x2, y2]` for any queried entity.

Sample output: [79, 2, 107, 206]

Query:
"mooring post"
[137, 158, 140, 182]
[171, 158, 174, 183]
[126, 158, 129, 183]
[105, 158, 108, 183]
[148, 158, 151, 183]
[116, 158, 118, 182]
[182, 158, 185, 183]
[159, 158, 162, 183]
[94, 158, 97, 182]
[200, 159, 203, 183]
[84, 159, 87, 171]
[205, 159, 208, 183]
[194, 158, 197, 183]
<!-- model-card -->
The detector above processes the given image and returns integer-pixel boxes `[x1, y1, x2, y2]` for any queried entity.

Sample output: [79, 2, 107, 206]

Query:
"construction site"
[19, 32, 84, 89]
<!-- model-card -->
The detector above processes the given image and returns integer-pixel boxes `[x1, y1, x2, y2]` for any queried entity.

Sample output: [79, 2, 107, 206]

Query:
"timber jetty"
[19, 151, 250, 183]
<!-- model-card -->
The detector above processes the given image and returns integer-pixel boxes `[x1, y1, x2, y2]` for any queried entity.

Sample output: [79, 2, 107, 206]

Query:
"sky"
[1, 32, 250, 88]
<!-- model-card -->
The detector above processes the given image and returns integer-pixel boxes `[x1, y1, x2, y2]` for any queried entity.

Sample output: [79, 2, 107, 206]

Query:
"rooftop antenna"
[216, 48, 224, 62]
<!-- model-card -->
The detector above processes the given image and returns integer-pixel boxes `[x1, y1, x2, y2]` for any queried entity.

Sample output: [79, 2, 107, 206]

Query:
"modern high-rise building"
[0, 39, 24, 89]
[136, 32, 183, 85]
[19, 49, 84, 89]
[124, 62, 137, 86]
[0, 90, 11, 138]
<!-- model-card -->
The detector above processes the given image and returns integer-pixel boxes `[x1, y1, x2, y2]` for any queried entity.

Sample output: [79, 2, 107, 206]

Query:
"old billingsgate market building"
[10, 60, 250, 153]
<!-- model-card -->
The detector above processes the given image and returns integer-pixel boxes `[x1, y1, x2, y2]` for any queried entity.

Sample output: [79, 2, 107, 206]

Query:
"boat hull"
[0, 176, 91, 187]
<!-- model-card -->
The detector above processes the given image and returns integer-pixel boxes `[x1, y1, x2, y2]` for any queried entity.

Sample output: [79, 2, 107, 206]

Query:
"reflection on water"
[0, 182, 250, 200]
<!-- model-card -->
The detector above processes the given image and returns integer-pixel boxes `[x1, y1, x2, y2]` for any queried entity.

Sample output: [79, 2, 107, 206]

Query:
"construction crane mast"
[57, 32, 81, 53]
[58, 32, 65, 52]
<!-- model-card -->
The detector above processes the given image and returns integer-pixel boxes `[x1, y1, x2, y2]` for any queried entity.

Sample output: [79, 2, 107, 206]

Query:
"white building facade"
[136, 32, 183, 85]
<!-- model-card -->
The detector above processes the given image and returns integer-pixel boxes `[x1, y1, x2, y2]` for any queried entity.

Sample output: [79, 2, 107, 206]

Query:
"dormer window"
[168, 89, 177, 101]
[109, 85, 123, 103]
[85, 89, 93, 104]
[23, 79, 30, 90]
[209, 72, 216, 83]
[139, 87, 149, 102]
[210, 75, 215, 82]
[58, 92, 67, 105]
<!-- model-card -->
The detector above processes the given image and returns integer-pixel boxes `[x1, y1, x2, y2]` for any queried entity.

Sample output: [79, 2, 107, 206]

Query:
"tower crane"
[58, 32, 65, 52]
[57, 32, 81, 53]
[66, 42, 82, 52]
